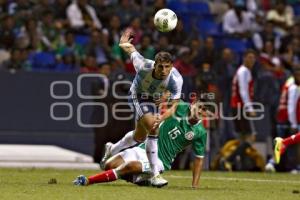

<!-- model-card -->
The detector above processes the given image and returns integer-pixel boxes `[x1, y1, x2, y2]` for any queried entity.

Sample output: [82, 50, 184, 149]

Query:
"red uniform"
[277, 77, 300, 128]
[231, 65, 254, 111]
[277, 77, 295, 124]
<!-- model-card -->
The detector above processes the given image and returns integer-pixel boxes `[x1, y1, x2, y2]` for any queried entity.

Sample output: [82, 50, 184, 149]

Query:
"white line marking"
[166, 175, 300, 185]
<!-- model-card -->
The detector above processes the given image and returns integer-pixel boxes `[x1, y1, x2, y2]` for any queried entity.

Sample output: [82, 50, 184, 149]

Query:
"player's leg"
[74, 147, 145, 186]
[110, 112, 161, 180]
[110, 122, 148, 156]
[274, 132, 300, 164]
[100, 127, 144, 170]
[100, 97, 150, 167]
[73, 155, 125, 186]
[87, 161, 143, 185]
[120, 145, 166, 187]
[74, 161, 143, 186]
[138, 113, 168, 186]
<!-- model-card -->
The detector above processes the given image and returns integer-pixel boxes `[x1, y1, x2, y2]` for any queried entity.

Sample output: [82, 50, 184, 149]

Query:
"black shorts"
[232, 108, 253, 135]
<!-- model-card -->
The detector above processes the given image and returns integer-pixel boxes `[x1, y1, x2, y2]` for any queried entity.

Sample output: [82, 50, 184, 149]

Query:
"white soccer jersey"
[287, 83, 300, 129]
[129, 51, 183, 99]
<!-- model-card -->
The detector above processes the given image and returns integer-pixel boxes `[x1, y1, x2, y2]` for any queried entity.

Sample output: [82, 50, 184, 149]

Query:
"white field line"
[166, 175, 300, 185]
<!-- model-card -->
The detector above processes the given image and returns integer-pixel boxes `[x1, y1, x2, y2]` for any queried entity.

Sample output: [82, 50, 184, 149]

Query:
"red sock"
[283, 132, 300, 148]
[88, 169, 118, 184]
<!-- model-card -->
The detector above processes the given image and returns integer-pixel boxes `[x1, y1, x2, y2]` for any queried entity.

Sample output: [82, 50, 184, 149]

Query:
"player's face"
[154, 61, 173, 80]
[244, 53, 256, 69]
[189, 101, 207, 124]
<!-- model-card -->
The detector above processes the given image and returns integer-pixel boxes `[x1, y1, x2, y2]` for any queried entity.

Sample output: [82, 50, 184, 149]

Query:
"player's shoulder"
[141, 59, 155, 71]
[224, 9, 235, 18]
[288, 82, 298, 91]
[174, 101, 190, 117]
[170, 67, 183, 80]
[145, 59, 155, 68]
[193, 123, 207, 137]
[168, 67, 183, 87]
[237, 65, 250, 74]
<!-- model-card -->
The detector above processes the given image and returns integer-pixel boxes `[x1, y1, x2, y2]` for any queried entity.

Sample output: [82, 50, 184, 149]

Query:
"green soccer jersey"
[139, 101, 207, 170]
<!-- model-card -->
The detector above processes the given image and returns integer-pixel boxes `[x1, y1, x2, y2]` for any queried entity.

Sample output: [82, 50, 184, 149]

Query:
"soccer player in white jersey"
[100, 29, 183, 187]
[74, 99, 207, 188]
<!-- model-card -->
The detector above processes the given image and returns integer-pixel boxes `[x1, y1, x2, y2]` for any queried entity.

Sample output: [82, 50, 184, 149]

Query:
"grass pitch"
[0, 168, 299, 200]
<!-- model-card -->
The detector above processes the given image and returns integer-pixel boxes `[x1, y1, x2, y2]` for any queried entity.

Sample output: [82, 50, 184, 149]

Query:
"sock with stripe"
[146, 135, 160, 176]
[88, 169, 118, 184]
[282, 132, 300, 148]
[111, 131, 137, 155]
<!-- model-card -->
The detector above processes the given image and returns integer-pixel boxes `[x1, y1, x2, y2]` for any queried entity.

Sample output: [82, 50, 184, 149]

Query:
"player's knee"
[104, 161, 115, 170]
[140, 115, 156, 131]
[144, 121, 155, 131]
[133, 134, 147, 142]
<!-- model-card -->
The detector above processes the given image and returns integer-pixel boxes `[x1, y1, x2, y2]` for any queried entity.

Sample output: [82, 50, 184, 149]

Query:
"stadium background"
[0, 0, 300, 172]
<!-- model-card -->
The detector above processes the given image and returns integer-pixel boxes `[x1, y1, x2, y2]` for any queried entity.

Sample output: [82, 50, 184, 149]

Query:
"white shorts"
[119, 146, 165, 174]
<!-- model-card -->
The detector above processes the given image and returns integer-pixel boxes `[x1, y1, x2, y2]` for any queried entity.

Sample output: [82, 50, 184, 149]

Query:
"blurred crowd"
[1, 0, 300, 171]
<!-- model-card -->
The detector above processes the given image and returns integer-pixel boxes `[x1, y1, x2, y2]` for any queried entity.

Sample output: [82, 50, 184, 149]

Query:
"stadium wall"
[0, 71, 121, 155]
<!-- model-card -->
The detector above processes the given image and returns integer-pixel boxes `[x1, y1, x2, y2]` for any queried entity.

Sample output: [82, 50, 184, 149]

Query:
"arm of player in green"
[192, 156, 204, 189]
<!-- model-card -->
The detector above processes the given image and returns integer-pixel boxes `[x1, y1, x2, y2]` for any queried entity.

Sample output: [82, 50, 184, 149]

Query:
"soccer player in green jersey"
[73, 99, 207, 188]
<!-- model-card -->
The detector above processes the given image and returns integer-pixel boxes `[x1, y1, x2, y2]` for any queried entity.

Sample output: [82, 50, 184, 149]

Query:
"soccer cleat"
[265, 162, 275, 172]
[100, 142, 113, 170]
[274, 137, 283, 164]
[135, 179, 152, 187]
[134, 174, 152, 187]
[73, 175, 89, 186]
[219, 158, 232, 171]
[150, 174, 168, 188]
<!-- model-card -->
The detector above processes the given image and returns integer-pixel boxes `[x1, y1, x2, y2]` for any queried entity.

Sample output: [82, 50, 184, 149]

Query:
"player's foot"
[135, 179, 152, 186]
[134, 174, 152, 187]
[100, 142, 113, 170]
[150, 174, 168, 188]
[265, 162, 275, 172]
[274, 137, 283, 164]
[220, 158, 232, 171]
[73, 175, 89, 186]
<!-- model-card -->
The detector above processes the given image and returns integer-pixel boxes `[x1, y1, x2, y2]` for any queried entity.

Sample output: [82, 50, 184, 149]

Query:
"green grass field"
[0, 168, 299, 200]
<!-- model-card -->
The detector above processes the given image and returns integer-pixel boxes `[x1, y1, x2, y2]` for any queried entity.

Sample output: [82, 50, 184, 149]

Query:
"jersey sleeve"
[287, 84, 298, 129]
[174, 101, 189, 117]
[192, 129, 207, 157]
[237, 68, 254, 112]
[168, 71, 183, 100]
[130, 51, 154, 72]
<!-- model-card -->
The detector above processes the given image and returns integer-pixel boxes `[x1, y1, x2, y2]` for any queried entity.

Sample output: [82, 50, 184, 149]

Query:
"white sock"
[146, 135, 160, 176]
[111, 131, 137, 156]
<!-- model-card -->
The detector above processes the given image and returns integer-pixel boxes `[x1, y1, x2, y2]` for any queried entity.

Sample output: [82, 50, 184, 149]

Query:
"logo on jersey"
[185, 131, 194, 140]
[142, 105, 149, 112]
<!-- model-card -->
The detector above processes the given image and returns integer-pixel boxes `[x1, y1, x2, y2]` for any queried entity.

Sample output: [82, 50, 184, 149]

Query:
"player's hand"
[119, 28, 136, 54]
[120, 28, 133, 44]
[150, 114, 162, 133]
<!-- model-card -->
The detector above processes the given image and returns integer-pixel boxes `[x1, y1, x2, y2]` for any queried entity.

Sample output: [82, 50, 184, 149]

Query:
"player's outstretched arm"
[160, 99, 180, 121]
[150, 98, 180, 133]
[119, 28, 137, 55]
[192, 157, 204, 189]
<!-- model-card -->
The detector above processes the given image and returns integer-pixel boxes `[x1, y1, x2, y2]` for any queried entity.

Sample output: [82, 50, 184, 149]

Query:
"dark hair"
[154, 51, 172, 63]
[243, 49, 257, 57]
[100, 62, 111, 68]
